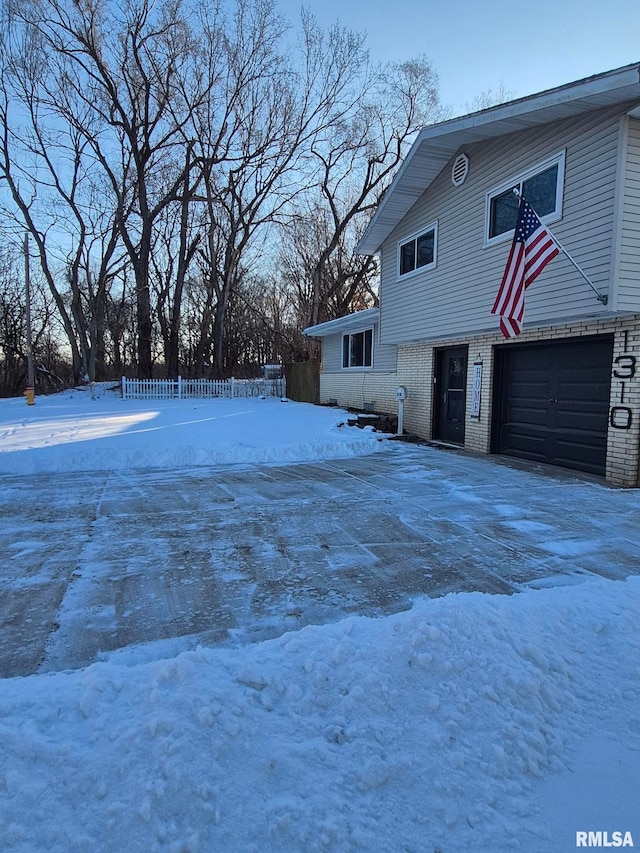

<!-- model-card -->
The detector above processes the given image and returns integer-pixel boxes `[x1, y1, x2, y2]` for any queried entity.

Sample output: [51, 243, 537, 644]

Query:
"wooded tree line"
[0, 0, 442, 392]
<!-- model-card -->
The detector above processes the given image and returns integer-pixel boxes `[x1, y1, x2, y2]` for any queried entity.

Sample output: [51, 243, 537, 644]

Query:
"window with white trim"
[342, 328, 373, 369]
[398, 222, 438, 277]
[486, 152, 565, 244]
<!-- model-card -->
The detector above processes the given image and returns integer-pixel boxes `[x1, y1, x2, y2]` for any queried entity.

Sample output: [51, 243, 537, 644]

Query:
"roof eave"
[357, 62, 640, 255]
[303, 308, 380, 337]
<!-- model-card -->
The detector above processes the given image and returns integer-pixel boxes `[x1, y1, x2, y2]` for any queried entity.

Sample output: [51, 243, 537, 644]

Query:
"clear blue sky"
[279, 0, 640, 114]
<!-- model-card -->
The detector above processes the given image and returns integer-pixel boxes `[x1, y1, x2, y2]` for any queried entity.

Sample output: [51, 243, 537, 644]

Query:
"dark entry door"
[493, 336, 612, 476]
[434, 346, 468, 444]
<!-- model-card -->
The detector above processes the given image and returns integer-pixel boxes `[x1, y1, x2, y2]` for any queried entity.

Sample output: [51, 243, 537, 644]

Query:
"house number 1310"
[609, 332, 636, 430]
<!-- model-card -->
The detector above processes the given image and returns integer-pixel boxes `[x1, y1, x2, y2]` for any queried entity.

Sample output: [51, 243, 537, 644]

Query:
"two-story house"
[305, 62, 640, 488]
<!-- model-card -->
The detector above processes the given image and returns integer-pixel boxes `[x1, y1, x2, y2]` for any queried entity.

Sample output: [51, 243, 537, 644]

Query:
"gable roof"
[303, 307, 379, 337]
[357, 62, 640, 255]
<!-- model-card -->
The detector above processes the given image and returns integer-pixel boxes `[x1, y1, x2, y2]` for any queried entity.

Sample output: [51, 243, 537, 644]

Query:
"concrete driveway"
[1, 444, 638, 678]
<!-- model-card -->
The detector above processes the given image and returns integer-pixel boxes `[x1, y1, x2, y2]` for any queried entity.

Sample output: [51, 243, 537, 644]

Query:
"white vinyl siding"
[321, 335, 343, 372]
[379, 104, 625, 345]
[321, 323, 397, 373]
[618, 117, 640, 311]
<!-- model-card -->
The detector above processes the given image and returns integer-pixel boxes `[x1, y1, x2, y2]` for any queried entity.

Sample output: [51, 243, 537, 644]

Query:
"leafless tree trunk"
[306, 56, 443, 329]
[0, 0, 443, 383]
[5, 0, 214, 377]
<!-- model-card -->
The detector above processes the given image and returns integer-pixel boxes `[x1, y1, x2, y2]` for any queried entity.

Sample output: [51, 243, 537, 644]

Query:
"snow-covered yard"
[0, 389, 639, 852]
[0, 387, 385, 474]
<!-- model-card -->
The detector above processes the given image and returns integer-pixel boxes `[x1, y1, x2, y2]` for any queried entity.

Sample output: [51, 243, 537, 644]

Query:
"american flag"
[491, 196, 560, 338]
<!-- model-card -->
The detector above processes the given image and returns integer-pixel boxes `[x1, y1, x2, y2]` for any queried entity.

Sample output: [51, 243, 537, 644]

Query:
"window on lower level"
[342, 328, 373, 369]
[398, 222, 438, 277]
[486, 151, 565, 243]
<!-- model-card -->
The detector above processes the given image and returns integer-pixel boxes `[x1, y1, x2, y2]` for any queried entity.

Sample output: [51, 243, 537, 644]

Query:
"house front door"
[434, 346, 468, 444]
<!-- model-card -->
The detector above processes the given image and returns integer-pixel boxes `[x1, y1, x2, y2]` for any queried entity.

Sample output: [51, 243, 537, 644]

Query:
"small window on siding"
[398, 222, 438, 277]
[342, 328, 373, 369]
[486, 152, 565, 244]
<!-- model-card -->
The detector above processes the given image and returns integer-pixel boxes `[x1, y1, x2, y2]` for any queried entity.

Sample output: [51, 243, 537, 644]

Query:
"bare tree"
[151, 145, 201, 379]
[303, 55, 442, 329]
[192, 7, 376, 377]
[278, 201, 378, 344]
[5, 0, 214, 377]
[0, 2, 131, 381]
[104, 271, 137, 378]
[0, 0, 444, 383]
[0, 243, 65, 395]
[465, 82, 514, 113]
[0, 245, 29, 394]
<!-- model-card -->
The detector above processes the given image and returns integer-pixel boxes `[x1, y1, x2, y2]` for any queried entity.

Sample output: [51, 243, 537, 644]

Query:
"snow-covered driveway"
[1, 392, 640, 852]
[1, 439, 637, 677]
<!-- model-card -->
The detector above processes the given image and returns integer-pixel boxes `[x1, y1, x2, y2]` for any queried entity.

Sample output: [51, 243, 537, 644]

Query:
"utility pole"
[24, 233, 35, 403]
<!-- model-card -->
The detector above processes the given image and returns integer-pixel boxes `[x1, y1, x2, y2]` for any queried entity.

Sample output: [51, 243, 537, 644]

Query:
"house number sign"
[610, 330, 636, 430]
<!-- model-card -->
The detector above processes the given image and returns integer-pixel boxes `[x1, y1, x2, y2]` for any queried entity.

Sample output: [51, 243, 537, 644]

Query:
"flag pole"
[512, 189, 608, 305]
[553, 241, 608, 305]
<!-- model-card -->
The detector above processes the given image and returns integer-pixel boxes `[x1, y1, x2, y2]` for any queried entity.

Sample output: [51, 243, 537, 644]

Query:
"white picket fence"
[121, 375, 286, 401]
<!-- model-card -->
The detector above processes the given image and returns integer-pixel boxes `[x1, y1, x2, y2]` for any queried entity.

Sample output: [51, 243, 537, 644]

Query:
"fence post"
[177, 375, 182, 399]
[230, 377, 235, 399]
[122, 376, 127, 399]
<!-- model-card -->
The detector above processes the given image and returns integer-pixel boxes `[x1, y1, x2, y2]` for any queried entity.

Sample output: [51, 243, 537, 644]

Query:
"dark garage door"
[493, 336, 613, 476]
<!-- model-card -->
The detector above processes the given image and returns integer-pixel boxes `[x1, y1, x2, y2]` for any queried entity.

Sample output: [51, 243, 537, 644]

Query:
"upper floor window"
[398, 222, 438, 277]
[486, 151, 565, 244]
[342, 328, 373, 369]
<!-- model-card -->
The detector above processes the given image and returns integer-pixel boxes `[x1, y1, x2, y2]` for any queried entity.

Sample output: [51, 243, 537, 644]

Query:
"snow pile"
[0, 390, 384, 474]
[0, 390, 638, 851]
[1, 577, 638, 852]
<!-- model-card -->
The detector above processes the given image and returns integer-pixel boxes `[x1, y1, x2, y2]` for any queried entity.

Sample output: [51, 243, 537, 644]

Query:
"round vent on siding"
[451, 152, 470, 187]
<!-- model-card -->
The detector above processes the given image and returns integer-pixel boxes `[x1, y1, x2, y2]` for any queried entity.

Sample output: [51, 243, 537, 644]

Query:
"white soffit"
[357, 62, 640, 255]
[303, 308, 380, 337]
